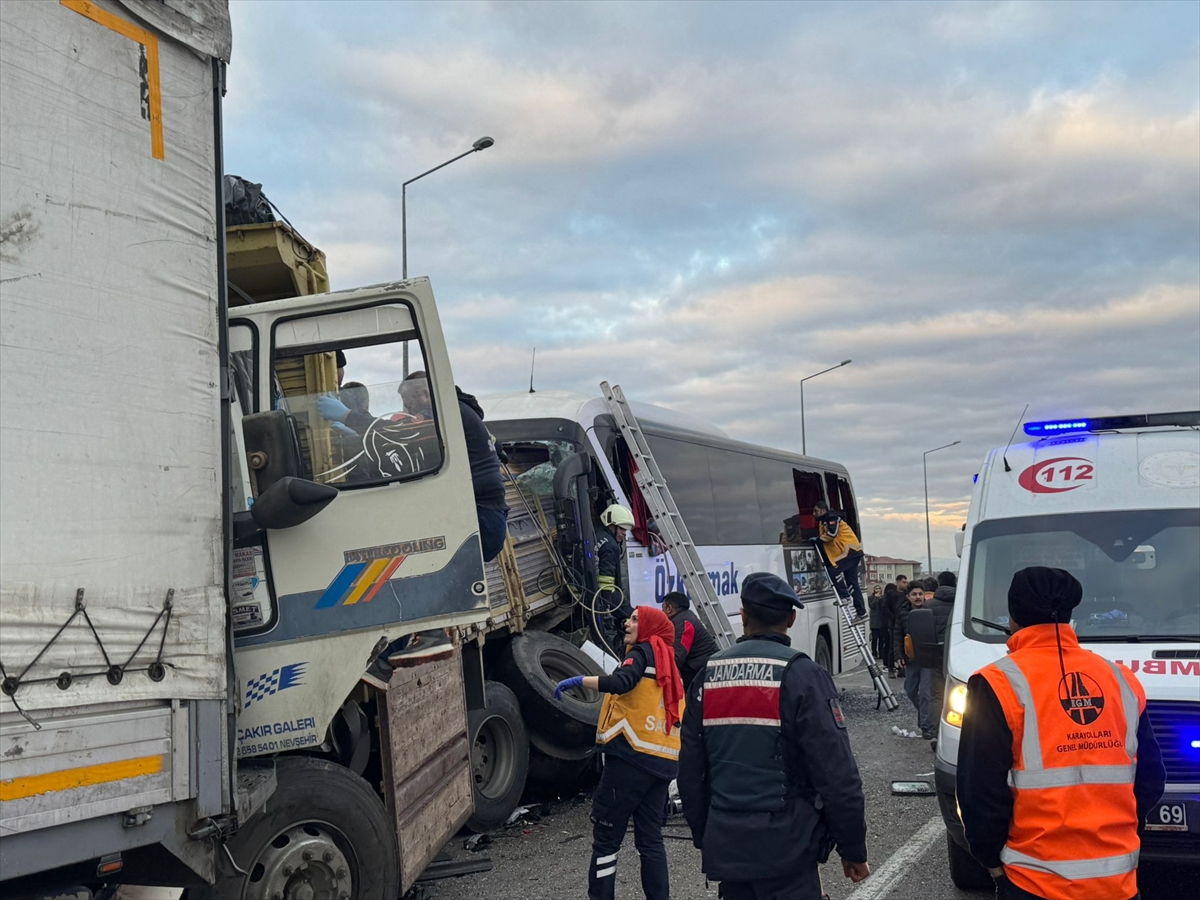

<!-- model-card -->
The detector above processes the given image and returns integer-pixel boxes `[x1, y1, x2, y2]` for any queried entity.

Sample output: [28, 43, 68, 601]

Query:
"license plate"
[1145, 802, 1188, 832]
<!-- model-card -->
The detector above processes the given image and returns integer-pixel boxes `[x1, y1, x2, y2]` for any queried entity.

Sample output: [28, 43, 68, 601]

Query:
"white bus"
[481, 390, 864, 675]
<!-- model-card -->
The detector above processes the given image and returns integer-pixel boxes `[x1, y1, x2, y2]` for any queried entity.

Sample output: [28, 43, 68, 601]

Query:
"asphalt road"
[419, 665, 1196, 900]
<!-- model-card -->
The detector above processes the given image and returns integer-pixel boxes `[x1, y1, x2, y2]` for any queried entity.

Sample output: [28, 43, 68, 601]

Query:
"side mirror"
[242, 409, 305, 496]
[250, 476, 337, 530]
[954, 530, 964, 558]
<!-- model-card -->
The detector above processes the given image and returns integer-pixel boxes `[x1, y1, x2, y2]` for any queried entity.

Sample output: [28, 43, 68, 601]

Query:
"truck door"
[238, 282, 488, 653]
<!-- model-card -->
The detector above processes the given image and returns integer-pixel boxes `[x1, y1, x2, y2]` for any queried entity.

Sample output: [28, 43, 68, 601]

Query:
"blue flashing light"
[1192, 740, 1200, 750]
[1024, 419, 1090, 437]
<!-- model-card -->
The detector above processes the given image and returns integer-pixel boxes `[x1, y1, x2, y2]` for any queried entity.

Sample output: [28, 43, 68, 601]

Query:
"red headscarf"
[633, 605, 685, 734]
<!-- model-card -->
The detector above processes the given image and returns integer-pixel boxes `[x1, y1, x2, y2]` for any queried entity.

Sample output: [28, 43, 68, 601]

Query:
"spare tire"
[498, 630, 606, 750]
[466, 681, 529, 833]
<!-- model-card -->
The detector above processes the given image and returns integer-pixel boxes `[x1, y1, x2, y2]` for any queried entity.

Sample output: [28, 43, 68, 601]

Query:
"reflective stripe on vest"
[999, 847, 1140, 881]
[993, 655, 1139, 789]
[596, 673, 682, 761]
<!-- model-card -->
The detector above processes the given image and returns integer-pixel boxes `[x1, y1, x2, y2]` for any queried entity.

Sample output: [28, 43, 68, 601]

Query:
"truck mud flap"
[378, 648, 473, 894]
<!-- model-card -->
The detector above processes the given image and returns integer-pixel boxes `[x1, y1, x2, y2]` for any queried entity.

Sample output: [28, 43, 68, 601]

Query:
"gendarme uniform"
[678, 573, 868, 900]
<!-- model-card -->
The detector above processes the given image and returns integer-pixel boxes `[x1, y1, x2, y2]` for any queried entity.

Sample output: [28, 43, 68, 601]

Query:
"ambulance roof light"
[1024, 411, 1200, 437]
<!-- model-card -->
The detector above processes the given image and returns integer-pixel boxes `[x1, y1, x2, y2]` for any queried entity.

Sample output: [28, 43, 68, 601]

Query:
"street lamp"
[924, 440, 961, 575]
[399, 136, 493, 374]
[402, 135, 494, 280]
[800, 359, 851, 455]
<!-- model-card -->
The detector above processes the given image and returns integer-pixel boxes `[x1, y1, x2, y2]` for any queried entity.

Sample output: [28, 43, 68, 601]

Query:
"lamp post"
[924, 440, 961, 575]
[800, 359, 851, 455]
[399, 136, 493, 374]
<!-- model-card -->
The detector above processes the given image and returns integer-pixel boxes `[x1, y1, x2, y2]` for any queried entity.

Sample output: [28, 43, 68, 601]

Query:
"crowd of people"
[866, 571, 957, 742]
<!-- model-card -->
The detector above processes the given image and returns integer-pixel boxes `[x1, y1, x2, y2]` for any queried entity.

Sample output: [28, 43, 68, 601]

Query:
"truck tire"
[497, 630, 605, 749]
[814, 634, 833, 676]
[466, 681, 530, 833]
[191, 757, 399, 900]
[528, 739, 597, 787]
[946, 829, 994, 890]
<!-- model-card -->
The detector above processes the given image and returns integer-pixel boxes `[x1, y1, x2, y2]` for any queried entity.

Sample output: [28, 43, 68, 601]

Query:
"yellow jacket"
[818, 516, 862, 564]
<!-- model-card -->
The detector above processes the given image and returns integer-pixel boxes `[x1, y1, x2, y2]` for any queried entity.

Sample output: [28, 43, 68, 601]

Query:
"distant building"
[864, 555, 922, 585]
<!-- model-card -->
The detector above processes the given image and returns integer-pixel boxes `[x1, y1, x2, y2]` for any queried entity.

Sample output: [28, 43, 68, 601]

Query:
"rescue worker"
[661, 591, 719, 692]
[553, 605, 684, 900]
[813, 500, 866, 618]
[678, 573, 870, 900]
[594, 504, 635, 654]
[957, 567, 1165, 900]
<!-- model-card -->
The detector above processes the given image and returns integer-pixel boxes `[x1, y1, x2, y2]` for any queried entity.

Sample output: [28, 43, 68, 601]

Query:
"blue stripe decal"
[236, 538, 486, 648]
[313, 562, 367, 609]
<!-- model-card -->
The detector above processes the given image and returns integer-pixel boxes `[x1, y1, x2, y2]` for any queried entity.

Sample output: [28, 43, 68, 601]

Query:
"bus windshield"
[965, 509, 1200, 643]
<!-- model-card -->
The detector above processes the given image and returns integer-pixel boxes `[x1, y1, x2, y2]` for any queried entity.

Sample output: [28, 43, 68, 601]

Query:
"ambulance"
[933, 412, 1200, 888]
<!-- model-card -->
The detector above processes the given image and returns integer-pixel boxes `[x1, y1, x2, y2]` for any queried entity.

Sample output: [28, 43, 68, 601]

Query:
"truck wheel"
[192, 757, 399, 900]
[466, 681, 530, 832]
[497, 631, 605, 749]
[528, 739, 597, 787]
[814, 634, 833, 676]
[946, 829, 993, 890]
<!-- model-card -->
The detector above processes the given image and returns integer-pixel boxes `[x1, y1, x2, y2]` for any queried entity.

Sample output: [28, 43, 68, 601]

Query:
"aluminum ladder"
[600, 382, 736, 650]
[810, 538, 899, 710]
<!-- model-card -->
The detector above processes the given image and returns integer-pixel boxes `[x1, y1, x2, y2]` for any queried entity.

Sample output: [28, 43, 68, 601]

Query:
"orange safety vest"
[596, 667, 683, 762]
[978, 625, 1145, 900]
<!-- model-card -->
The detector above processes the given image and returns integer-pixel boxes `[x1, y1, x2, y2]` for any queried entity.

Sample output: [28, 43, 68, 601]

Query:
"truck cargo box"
[0, 0, 229, 717]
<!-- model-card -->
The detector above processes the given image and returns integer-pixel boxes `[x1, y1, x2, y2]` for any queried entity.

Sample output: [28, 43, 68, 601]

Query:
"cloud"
[223, 0, 1200, 560]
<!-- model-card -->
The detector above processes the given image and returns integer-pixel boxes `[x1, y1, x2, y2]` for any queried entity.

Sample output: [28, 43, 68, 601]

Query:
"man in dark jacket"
[661, 591, 719, 692]
[926, 571, 957, 729]
[957, 568, 1164, 900]
[880, 582, 899, 676]
[678, 573, 870, 899]
[456, 386, 509, 562]
[594, 504, 635, 654]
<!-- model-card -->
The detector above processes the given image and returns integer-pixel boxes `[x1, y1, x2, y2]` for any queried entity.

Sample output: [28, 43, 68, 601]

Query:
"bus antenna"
[1002, 403, 1029, 472]
[528, 347, 537, 393]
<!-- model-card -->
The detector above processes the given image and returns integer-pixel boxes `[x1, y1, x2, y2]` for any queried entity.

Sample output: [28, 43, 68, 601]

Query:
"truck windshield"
[964, 508, 1200, 643]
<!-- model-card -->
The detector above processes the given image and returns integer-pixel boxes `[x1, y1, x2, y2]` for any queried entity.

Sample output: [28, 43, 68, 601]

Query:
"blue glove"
[554, 676, 584, 700]
[317, 394, 350, 423]
[331, 421, 357, 437]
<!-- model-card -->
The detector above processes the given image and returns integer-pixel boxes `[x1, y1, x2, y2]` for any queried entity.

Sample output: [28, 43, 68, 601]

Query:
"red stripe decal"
[361, 556, 405, 603]
[704, 684, 781, 722]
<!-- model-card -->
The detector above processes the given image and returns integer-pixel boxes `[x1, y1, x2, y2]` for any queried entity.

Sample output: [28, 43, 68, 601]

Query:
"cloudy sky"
[224, 0, 1200, 566]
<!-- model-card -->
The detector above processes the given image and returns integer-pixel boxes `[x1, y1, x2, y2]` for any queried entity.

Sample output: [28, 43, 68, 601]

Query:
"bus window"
[790, 470, 825, 541]
[824, 472, 841, 512]
[710, 446, 761, 545]
[755, 456, 800, 545]
[835, 476, 860, 535]
[645, 434, 718, 545]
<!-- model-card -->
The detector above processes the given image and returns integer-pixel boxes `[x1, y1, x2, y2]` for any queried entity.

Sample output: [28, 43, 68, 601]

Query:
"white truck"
[931, 412, 1200, 888]
[1, 2, 611, 897]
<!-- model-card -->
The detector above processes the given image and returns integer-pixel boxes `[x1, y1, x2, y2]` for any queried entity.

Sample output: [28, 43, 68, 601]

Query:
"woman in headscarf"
[555, 605, 684, 900]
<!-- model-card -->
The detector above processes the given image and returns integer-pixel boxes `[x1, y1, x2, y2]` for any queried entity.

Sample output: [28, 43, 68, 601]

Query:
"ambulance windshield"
[964, 508, 1200, 643]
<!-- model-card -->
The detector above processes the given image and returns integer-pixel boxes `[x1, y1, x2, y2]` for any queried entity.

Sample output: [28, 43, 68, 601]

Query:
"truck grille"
[1144, 700, 1200, 785]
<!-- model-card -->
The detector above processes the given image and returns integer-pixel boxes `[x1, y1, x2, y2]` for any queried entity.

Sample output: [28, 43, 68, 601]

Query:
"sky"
[223, 0, 1200, 567]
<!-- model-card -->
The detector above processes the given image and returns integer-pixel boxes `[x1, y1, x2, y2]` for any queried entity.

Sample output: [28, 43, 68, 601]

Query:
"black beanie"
[1007, 567, 1083, 626]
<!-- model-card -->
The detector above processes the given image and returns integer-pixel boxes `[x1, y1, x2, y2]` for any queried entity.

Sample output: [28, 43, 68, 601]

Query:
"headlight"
[944, 679, 968, 728]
